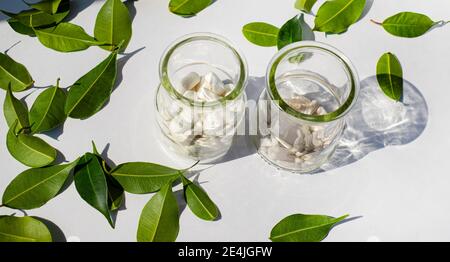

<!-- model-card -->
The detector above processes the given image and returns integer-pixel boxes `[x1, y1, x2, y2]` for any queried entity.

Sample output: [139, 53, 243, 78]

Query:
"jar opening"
[266, 41, 360, 123]
[159, 33, 248, 107]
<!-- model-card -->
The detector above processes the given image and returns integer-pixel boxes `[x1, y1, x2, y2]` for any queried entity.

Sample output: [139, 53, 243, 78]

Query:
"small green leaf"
[2, 162, 76, 210]
[270, 214, 349, 242]
[374, 12, 436, 38]
[6, 122, 57, 168]
[0, 52, 34, 92]
[137, 183, 179, 242]
[74, 153, 114, 228]
[313, 0, 366, 34]
[242, 22, 280, 47]
[295, 0, 317, 13]
[27, 0, 63, 15]
[7, 19, 36, 37]
[111, 162, 181, 194]
[0, 216, 52, 242]
[376, 52, 403, 101]
[278, 14, 315, 50]
[94, 0, 132, 52]
[4, 85, 30, 130]
[2, 2, 69, 28]
[29, 82, 67, 134]
[35, 23, 105, 53]
[182, 176, 219, 221]
[169, 0, 211, 17]
[65, 51, 118, 119]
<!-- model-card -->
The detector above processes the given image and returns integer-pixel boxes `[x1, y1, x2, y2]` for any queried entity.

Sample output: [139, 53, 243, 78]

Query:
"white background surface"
[0, 0, 449, 242]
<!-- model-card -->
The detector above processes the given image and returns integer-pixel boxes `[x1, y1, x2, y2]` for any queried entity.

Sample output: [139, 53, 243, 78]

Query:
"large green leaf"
[35, 22, 105, 52]
[2, 162, 76, 210]
[74, 153, 114, 228]
[169, 0, 211, 17]
[111, 162, 181, 194]
[3, 86, 29, 130]
[182, 176, 219, 221]
[242, 22, 280, 47]
[377, 12, 436, 38]
[295, 0, 317, 13]
[270, 214, 348, 242]
[137, 183, 179, 242]
[313, 0, 366, 34]
[376, 52, 403, 101]
[6, 123, 56, 168]
[0, 52, 34, 92]
[94, 0, 132, 52]
[65, 51, 118, 119]
[29, 83, 67, 134]
[7, 18, 36, 37]
[0, 216, 52, 242]
[277, 14, 313, 50]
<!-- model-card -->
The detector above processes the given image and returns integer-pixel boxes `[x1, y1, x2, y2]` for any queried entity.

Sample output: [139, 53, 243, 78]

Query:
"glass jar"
[155, 33, 248, 162]
[257, 41, 360, 173]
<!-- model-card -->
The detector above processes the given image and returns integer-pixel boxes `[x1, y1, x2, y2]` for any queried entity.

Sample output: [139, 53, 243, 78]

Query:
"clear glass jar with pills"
[155, 33, 248, 161]
[257, 41, 360, 173]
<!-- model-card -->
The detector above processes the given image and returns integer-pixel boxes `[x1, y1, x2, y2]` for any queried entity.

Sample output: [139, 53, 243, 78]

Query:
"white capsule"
[202, 111, 224, 136]
[315, 106, 327, 115]
[181, 72, 201, 91]
[196, 86, 221, 102]
[168, 117, 191, 135]
[203, 72, 226, 95]
[183, 90, 197, 100]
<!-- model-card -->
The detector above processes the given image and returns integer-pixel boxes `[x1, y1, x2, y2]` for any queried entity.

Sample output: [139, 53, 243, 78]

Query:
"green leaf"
[169, 0, 212, 17]
[111, 162, 181, 194]
[181, 176, 219, 221]
[35, 22, 105, 53]
[0, 52, 34, 92]
[0, 216, 52, 242]
[295, 0, 317, 13]
[313, 0, 366, 34]
[7, 19, 36, 37]
[29, 83, 67, 134]
[2, 3, 69, 28]
[2, 162, 76, 210]
[4, 86, 29, 130]
[242, 22, 280, 47]
[278, 14, 312, 50]
[94, 0, 132, 52]
[376, 52, 403, 101]
[270, 214, 349, 242]
[375, 12, 436, 38]
[137, 183, 179, 242]
[27, 0, 63, 15]
[6, 123, 57, 168]
[74, 153, 114, 228]
[65, 51, 118, 119]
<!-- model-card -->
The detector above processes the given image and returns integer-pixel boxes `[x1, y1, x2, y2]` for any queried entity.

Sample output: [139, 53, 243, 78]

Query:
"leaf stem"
[370, 19, 382, 26]
[56, 78, 61, 88]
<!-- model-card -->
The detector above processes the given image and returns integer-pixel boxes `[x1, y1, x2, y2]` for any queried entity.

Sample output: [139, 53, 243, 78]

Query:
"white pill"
[181, 72, 201, 91]
[203, 72, 226, 95]
[183, 90, 197, 100]
[197, 86, 221, 102]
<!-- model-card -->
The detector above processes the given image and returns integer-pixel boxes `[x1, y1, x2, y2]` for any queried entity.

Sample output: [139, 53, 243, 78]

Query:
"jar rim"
[159, 32, 248, 107]
[266, 41, 360, 123]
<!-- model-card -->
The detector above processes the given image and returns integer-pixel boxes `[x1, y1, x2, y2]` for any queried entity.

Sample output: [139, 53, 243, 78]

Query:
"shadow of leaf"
[33, 216, 66, 242]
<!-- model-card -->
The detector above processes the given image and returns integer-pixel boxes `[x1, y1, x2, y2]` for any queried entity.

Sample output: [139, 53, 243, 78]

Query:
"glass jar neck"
[266, 41, 359, 123]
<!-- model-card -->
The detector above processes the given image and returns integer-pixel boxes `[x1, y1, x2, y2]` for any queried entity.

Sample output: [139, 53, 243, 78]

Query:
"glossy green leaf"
[0, 52, 34, 92]
[111, 162, 181, 194]
[74, 153, 114, 227]
[29, 83, 67, 134]
[7, 19, 36, 36]
[295, 0, 317, 13]
[376, 12, 436, 38]
[94, 0, 132, 52]
[27, 0, 63, 15]
[137, 183, 179, 242]
[6, 123, 57, 168]
[278, 14, 315, 50]
[313, 0, 366, 34]
[3, 86, 29, 130]
[376, 52, 403, 101]
[182, 176, 219, 221]
[35, 22, 105, 52]
[270, 214, 349, 242]
[169, 0, 211, 17]
[242, 22, 280, 47]
[0, 216, 52, 242]
[2, 161, 76, 210]
[65, 51, 118, 119]
[2, 3, 69, 28]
